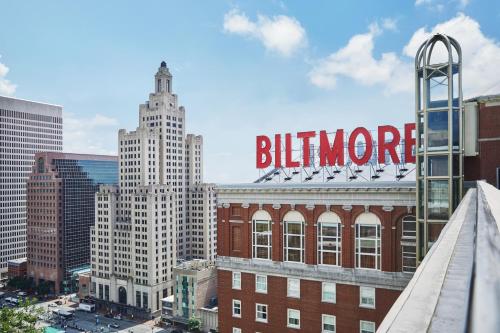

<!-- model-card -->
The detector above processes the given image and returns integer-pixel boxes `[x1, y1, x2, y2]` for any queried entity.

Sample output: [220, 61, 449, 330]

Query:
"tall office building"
[91, 62, 216, 317]
[0, 96, 62, 279]
[186, 183, 217, 261]
[26, 152, 118, 293]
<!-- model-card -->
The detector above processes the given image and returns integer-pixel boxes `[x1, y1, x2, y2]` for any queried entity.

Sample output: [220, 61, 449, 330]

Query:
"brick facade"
[216, 183, 416, 333]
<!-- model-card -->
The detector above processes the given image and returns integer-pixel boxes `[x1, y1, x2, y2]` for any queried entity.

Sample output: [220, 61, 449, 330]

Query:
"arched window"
[252, 210, 272, 260]
[355, 213, 381, 270]
[317, 212, 342, 266]
[118, 286, 127, 304]
[283, 211, 305, 263]
[401, 215, 417, 273]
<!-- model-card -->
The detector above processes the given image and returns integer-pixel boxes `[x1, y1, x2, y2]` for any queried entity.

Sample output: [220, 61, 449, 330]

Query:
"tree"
[0, 298, 44, 333]
[187, 316, 202, 332]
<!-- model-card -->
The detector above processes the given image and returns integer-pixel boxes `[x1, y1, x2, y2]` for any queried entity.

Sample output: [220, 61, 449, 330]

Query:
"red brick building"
[464, 94, 500, 188]
[7, 258, 27, 279]
[216, 182, 416, 333]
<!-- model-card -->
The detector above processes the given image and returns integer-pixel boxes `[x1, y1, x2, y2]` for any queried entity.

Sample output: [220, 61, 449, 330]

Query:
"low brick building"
[464, 94, 500, 188]
[7, 258, 27, 279]
[216, 182, 416, 333]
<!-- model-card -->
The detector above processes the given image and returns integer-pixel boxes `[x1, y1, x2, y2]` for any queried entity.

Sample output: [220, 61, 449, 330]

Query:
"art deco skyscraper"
[91, 62, 216, 317]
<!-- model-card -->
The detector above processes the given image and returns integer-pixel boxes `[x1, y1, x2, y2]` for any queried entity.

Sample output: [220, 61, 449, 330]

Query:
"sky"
[1, 0, 499, 183]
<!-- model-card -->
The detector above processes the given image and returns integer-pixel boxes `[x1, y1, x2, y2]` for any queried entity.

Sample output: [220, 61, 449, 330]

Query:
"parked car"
[110, 323, 119, 328]
[113, 314, 122, 320]
[48, 303, 57, 308]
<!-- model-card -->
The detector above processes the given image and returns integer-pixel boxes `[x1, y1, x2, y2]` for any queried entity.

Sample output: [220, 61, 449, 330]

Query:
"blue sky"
[1, 0, 499, 183]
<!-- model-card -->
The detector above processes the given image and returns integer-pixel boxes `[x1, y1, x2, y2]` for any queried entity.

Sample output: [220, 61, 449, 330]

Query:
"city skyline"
[0, 1, 499, 184]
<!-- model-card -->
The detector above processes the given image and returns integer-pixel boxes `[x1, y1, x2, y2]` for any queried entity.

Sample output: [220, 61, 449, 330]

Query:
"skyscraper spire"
[155, 60, 172, 94]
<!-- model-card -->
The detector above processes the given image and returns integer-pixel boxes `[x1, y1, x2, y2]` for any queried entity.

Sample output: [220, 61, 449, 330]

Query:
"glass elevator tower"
[415, 34, 463, 261]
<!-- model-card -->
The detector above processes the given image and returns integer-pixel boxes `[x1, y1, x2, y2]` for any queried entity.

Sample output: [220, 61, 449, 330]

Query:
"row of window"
[231, 310, 375, 333]
[232, 272, 376, 308]
[251, 210, 416, 272]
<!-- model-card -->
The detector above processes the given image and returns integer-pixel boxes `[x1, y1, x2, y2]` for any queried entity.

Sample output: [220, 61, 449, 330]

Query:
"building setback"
[26, 152, 118, 293]
[90, 62, 216, 317]
[0, 96, 62, 279]
[216, 182, 416, 333]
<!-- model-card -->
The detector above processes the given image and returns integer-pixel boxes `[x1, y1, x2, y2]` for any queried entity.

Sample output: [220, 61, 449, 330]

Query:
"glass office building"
[27, 152, 118, 294]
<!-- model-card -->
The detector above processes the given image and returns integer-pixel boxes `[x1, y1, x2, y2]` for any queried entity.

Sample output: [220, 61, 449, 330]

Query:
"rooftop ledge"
[378, 181, 500, 333]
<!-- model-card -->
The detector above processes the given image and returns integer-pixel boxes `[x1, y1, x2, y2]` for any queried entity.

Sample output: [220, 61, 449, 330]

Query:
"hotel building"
[26, 152, 118, 293]
[216, 182, 416, 333]
[0, 96, 62, 279]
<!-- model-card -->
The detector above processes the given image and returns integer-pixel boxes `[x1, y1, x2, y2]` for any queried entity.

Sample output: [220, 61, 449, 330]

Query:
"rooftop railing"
[378, 181, 500, 333]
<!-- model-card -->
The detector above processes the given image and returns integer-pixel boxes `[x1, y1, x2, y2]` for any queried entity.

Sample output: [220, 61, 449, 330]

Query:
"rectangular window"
[322, 282, 336, 303]
[359, 286, 375, 309]
[232, 271, 241, 290]
[255, 274, 267, 294]
[360, 320, 376, 333]
[232, 328, 241, 333]
[256, 303, 268, 323]
[355, 224, 381, 270]
[253, 219, 272, 260]
[284, 221, 304, 262]
[318, 222, 341, 266]
[287, 278, 300, 298]
[287, 308, 300, 329]
[232, 299, 241, 318]
[322, 314, 336, 333]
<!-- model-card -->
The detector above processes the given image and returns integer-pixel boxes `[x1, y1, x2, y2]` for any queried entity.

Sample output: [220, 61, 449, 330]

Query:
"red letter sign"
[378, 125, 401, 164]
[405, 123, 416, 164]
[348, 127, 372, 165]
[319, 130, 344, 166]
[285, 133, 300, 168]
[297, 131, 316, 167]
[275, 134, 282, 168]
[256, 135, 272, 168]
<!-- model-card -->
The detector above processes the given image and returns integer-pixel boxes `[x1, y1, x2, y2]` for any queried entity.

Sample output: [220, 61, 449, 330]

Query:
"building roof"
[464, 93, 500, 103]
[7, 258, 27, 265]
[217, 181, 415, 191]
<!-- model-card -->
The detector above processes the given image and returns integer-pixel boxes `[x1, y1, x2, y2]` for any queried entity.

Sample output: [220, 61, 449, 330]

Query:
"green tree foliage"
[187, 315, 202, 332]
[0, 298, 43, 333]
[7, 276, 32, 290]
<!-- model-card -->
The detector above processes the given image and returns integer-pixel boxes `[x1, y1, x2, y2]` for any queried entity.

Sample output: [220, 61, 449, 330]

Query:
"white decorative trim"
[258, 203, 263, 210]
[383, 206, 394, 212]
[342, 205, 353, 212]
[241, 203, 250, 209]
[222, 203, 230, 208]
[325, 204, 331, 211]
[306, 203, 315, 210]
[272, 204, 281, 210]
[364, 205, 370, 212]
[407, 205, 413, 214]
[290, 204, 295, 210]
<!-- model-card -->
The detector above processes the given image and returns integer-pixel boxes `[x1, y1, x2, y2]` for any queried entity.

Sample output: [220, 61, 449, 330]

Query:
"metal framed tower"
[415, 34, 463, 261]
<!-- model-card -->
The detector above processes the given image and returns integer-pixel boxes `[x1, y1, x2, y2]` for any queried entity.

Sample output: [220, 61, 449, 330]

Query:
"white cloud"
[223, 9, 307, 57]
[309, 22, 412, 94]
[416, 0, 469, 10]
[415, 0, 432, 6]
[0, 57, 16, 96]
[310, 13, 500, 98]
[64, 112, 118, 155]
[382, 18, 398, 32]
